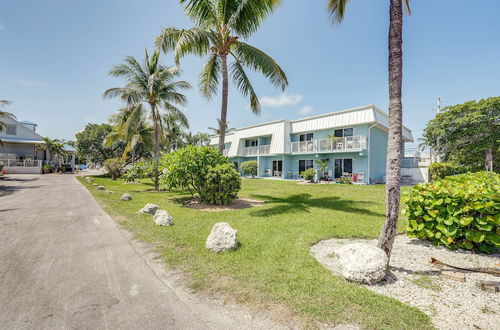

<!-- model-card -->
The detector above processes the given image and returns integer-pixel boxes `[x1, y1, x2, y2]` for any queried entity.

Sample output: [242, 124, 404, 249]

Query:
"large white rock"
[105, 190, 114, 194]
[205, 222, 238, 253]
[120, 193, 132, 201]
[138, 203, 159, 215]
[335, 243, 388, 285]
[154, 210, 173, 226]
[97, 185, 105, 190]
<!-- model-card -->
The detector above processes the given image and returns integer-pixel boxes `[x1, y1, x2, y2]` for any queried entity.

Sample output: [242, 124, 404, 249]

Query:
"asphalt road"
[0, 174, 281, 330]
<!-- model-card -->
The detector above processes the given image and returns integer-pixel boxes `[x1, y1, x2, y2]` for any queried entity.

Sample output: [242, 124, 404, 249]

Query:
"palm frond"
[229, 59, 260, 114]
[233, 42, 288, 91]
[326, 0, 351, 25]
[179, 0, 221, 28]
[199, 53, 221, 99]
[227, 0, 282, 38]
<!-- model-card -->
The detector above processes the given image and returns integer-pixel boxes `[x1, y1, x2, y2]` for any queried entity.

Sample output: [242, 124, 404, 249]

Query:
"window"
[6, 124, 16, 135]
[299, 133, 313, 141]
[245, 139, 258, 147]
[333, 128, 353, 137]
[334, 158, 353, 178]
[298, 159, 314, 173]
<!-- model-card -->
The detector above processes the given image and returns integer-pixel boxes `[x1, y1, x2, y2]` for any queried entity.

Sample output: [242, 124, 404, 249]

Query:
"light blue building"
[210, 105, 413, 184]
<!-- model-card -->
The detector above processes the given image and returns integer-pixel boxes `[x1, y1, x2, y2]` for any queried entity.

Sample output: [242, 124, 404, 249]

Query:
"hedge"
[428, 162, 481, 181]
[404, 172, 499, 253]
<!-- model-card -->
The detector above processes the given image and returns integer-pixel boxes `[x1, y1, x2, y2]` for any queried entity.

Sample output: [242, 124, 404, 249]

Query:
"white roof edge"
[371, 104, 413, 133]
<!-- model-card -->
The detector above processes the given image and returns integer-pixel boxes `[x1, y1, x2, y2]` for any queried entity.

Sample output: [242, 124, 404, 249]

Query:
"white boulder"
[154, 210, 173, 226]
[205, 222, 238, 253]
[335, 243, 388, 285]
[120, 193, 132, 201]
[105, 190, 114, 194]
[92, 183, 98, 186]
[138, 203, 159, 215]
[97, 186, 105, 190]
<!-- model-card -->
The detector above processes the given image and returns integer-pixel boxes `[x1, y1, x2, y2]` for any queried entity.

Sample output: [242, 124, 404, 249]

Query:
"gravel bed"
[311, 235, 499, 330]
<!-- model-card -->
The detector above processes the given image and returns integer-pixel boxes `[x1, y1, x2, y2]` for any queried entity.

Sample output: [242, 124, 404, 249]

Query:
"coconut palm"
[103, 49, 191, 191]
[104, 104, 154, 165]
[156, 0, 288, 154]
[327, 0, 410, 261]
[0, 100, 16, 146]
[189, 132, 211, 146]
[162, 112, 189, 153]
[208, 119, 233, 136]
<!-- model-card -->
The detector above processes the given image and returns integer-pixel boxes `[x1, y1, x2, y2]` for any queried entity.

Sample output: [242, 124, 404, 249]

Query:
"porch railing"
[243, 145, 271, 156]
[0, 159, 42, 167]
[291, 136, 366, 154]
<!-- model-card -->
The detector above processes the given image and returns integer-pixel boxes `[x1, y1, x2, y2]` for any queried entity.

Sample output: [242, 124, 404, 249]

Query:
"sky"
[1, 0, 500, 149]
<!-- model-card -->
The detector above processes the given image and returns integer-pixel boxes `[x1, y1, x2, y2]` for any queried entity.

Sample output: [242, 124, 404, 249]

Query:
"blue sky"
[1, 0, 499, 148]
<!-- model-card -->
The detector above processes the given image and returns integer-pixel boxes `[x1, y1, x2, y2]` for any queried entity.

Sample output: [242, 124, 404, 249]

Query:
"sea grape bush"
[404, 172, 499, 253]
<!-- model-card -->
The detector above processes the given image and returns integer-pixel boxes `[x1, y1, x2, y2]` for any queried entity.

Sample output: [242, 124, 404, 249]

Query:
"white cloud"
[299, 105, 313, 115]
[260, 93, 303, 107]
[14, 79, 47, 87]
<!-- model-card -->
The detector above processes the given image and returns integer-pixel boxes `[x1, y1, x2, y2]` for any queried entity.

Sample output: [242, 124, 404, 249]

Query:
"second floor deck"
[290, 136, 367, 154]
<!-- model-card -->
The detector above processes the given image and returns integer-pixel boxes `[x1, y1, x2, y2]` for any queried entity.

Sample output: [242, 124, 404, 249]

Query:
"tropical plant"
[124, 161, 154, 182]
[0, 100, 16, 146]
[240, 160, 257, 178]
[186, 131, 211, 146]
[424, 97, 500, 172]
[0, 161, 4, 172]
[428, 162, 481, 181]
[328, 0, 410, 261]
[208, 119, 233, 136]
[103, 49, 191, 191]
[404, 172, 499, 253]
[104, 104, 153, 165]
[160, 145, 240, 204]
[314, 159, 329, 180]
[103, 158, 124, 180]
[36, 137, 67, 168]
[156, 0, 288, 154]
[162, 111, 189, 152]
[302, 168, 316, 183]
[75, 123, 125, 164]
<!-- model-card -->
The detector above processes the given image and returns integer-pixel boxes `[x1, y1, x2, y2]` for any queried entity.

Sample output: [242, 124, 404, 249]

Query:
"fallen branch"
[430, 258, 500, 276]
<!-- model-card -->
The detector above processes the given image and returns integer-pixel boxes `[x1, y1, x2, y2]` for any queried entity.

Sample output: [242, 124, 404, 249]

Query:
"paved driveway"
[0, 174, 278, 329]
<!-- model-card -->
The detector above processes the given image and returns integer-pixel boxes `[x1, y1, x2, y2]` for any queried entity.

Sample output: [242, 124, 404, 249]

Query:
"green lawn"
[80, 176, 432, 329]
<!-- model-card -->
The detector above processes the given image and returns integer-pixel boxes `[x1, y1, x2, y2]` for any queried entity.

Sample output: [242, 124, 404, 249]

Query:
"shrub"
[125, 161, 154, 182]
[404, 172, 500, 253]
[103, 158, 124, 180]
[0, 161, 4, 171]
[240, 160, 258, 178]
[203, 163, 241, 205]
[160, 146, 241, 205]
[42, 164, 53, 174]
[428, 162, 481, 181]
[301, 168, 316, 182]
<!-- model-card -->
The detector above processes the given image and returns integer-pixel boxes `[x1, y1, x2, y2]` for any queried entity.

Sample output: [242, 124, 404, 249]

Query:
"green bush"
[0, 161, 4, 172]
[240, 160, 258, 178]
[301, 168, 316, 182]
[160, 146, 241, 205]
[103, 158, 124, 180]
[125, 161, 153, 182]
[404, 172, 500, 253]
[42, 164, 53, 174]
[428, 162, 481, 181]
[203, 163, 241, 205]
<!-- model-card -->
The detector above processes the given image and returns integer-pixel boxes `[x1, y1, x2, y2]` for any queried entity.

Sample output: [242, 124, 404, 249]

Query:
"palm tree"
[156, 0, 288, 154]
[208, 119, 233, 136]
[162, 112, 189, 152]
[103, 49, 191, 191]
[327, 0, 410, 261]
[0, 100, 16, 146]
[190, 132, 211, 146]
[104, 104, 154, 165]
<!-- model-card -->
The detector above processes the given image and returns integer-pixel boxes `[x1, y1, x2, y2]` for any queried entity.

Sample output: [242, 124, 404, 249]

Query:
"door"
[334, 158, 353, 178]
[272, 160, 282, 177]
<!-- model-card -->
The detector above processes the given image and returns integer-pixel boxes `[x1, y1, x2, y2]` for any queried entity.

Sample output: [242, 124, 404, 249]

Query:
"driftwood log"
[430, 258, 500, 276]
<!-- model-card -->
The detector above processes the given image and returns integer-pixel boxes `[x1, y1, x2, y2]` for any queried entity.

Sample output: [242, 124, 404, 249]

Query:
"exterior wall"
[368, 126, 388, 183]
[3, 166, 42, 174]
[0, 142, 37, 158]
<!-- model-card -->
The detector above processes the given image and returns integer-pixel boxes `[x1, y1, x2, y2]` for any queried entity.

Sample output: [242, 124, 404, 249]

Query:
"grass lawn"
[80, 176, 432, 329]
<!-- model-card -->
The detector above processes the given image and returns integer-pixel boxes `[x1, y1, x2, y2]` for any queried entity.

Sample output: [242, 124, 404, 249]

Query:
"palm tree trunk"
[218, 54, 229, 155]
[151, 104, 160, 191]
[131, 145, 135, 166]
[377, 0, 404, 261]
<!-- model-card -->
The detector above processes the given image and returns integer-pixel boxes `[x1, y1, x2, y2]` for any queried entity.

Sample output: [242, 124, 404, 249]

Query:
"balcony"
[290, 136, 366, 154]
[243, 145, 271, 156]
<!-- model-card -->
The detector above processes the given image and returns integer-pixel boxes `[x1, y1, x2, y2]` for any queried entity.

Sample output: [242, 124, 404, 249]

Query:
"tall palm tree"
[104, 104, 154, 165]
[327, 0, 410, 261]
[208, 119, 233, 136]
[189, 132, 211, 146]
[0, 100, 16, 146]
[162, 112, 190, 152]
[156, 0, 288, 154]
[103, 49, 191, 191]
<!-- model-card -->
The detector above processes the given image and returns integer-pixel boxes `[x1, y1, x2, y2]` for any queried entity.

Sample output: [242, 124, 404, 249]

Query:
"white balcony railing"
[243, 145, 271, 156]
[291, 136, 366, 154]
[0, 159, 42, 167]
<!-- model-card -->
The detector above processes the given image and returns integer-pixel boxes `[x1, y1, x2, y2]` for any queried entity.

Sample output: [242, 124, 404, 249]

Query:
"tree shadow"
[0, 184, 40, 198]
[0, 177, 39, 183]
[248, 193, 384, 217]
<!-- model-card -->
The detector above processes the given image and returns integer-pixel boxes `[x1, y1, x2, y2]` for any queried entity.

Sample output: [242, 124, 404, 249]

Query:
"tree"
[162, 112, 189, 153]
[103, 49, 191, 191]
[424, 97, 500, 172]
[36, 137, 67, 168]
[314, 159, 329, 179]
[327, 0, 410, 260]
[104, 104, 154, 165]
[75, 123, 125, 164]
[0, 100, 16, 146]
[208, 119, 233, 136]
[186, 132, 211, 146]
[156, 0, 288, 154]
[240, 160, 258, 178]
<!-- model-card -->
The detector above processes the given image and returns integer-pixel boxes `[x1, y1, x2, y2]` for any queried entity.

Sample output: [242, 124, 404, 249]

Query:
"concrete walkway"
[0, 174, 281, 329]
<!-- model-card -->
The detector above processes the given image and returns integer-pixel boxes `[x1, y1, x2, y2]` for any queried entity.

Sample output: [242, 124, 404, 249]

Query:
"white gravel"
[311, 235, 500, 330]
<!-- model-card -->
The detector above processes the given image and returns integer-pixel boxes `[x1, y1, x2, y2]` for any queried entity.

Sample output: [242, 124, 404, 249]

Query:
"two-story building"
[210, 105, 413, 184]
